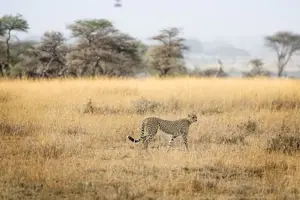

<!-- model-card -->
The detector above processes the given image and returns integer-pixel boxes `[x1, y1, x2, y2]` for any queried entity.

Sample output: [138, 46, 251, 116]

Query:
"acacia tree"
[146, 27, 188, 76]
[104, 32, 143, 76]
[243, 58, 270, 77]
[16, 31, 69, 78]
[37, 31, 68, 77]
[0, 21, 5, 36]
[265, 31, 300, 77]
[66, 19, 115, 76]
[8, 40, 39, 78]
[0, 26, 5, 76]
[0, 14, 29, 71]
[66, 18, 142, 77]
[67, 19, 115, 45]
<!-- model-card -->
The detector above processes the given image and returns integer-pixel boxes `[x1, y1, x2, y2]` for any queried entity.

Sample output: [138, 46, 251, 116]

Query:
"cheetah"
[127, 113, 197, 151]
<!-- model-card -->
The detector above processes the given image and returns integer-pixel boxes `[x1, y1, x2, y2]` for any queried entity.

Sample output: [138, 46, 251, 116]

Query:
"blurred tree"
[265, 31, 300, 77]
[0, 14, 29, 76]
[243, 58, 271, 77]
[9, 40, 38, 78]
[13, 31, 69, 79]
[37, 31, 68, 77]
[66, 19, 142, 77]
[146, 27, 188, 76]
[67, 19, 115, 45]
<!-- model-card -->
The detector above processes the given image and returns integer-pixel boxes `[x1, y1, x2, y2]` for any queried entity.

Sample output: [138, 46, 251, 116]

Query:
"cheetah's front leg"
[182, 134, 189, 151]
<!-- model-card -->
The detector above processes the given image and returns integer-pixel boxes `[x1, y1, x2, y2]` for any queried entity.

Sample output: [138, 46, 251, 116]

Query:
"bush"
[266, 134, 300, 155]
[0, 121, 35, 137]
[83, 98, 94, 114]
[217, 119, 258, 145]
[131, 97, 163, 114]
[81, 98, 124, 115]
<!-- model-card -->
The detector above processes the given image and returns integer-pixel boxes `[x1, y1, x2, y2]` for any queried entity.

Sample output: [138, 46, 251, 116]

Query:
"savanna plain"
[1, 77, 300, 200]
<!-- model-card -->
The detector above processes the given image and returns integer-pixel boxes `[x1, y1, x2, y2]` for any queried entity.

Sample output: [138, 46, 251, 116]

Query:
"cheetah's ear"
[188, 113, 191, 117]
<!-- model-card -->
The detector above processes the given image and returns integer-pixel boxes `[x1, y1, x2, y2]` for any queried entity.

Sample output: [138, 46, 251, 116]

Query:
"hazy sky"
[2, 0, 300, 42]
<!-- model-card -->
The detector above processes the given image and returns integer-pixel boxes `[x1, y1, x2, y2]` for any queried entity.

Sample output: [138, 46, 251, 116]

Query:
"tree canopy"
[1, 12, 300, 79]
[265, 31, 300, 77]
[146, 27, 188, 76]
[0, 13, 29, 76]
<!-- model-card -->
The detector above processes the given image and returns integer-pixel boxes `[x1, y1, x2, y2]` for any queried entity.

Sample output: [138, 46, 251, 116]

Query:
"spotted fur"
[127, 113, 197, 151]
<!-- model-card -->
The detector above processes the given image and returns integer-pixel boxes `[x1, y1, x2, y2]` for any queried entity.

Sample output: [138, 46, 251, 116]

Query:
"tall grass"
[1, 77, 300, 199]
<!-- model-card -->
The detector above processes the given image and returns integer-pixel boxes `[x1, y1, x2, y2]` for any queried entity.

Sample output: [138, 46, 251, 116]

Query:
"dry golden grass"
[1, 77, 300, 199]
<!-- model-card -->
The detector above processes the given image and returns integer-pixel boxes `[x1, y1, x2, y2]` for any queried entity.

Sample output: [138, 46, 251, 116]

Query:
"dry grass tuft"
[0, 121, 38, 137]
[1, 77, 300, 199]
[131, 97, 164, 114]
[267, 134, 300, 155]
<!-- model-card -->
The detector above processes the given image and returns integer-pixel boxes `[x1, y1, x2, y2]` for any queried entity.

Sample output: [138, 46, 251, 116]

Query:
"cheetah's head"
[187, 113, 197, 123]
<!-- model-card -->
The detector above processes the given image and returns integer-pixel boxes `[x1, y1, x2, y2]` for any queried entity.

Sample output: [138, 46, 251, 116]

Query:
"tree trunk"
[92, 57, 101, 77]
[160, 67, 171, 76]
[42, 58, 55, 78]
[277, 63, 284, 77]
[0, 62, 3, 77]
[80, 66, 88, 77]
[277, 53, 292, 77]
[5, 30, 11, 76]
[18, 72, 22, 80]
[277, 69, 283, 77]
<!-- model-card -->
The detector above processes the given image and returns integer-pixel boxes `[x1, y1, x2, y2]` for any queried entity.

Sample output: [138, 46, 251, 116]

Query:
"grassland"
[1, 77, 300, 200]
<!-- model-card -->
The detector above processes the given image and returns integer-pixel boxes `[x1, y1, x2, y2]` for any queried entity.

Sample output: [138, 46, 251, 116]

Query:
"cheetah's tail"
[127, 135, 141, 143]
[127, 121, 145, 143]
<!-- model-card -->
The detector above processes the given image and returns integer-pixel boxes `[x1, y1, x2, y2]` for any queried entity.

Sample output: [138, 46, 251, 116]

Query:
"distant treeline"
[1, 14, 300, 79]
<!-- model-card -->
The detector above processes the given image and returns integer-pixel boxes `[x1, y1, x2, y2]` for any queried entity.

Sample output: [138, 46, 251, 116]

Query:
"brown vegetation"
[1, 77, 300, 199]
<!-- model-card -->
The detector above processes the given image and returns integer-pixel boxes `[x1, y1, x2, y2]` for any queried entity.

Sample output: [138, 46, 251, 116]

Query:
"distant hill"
[184, 38, 204, 53]
[184, 39, 251, 58]
[204, 46, 250, 57]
